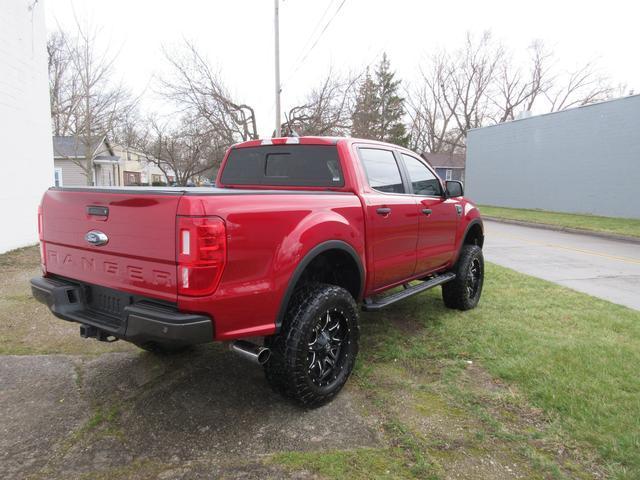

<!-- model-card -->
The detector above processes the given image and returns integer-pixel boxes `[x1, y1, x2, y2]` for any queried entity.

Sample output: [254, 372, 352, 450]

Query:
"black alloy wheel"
[307, 308, 350, 388]
[264, 283, 359, 408]
[442, 244, 484, 310]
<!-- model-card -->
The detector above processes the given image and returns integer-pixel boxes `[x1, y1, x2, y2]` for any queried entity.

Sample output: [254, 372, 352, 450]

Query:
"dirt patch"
[455, 363, 606, 479]
[0, 355, 90, 479]
[359, 363, 543, 479]
[2, 346, 380, 479]
[0, 246, 134, 356]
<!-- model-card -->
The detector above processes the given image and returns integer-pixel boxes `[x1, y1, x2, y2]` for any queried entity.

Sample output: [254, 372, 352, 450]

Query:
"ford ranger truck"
[31, 137, 484, 407]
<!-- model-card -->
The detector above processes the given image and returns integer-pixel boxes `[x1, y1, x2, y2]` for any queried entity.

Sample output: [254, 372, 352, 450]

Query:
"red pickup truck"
[31, 137, 484, 407]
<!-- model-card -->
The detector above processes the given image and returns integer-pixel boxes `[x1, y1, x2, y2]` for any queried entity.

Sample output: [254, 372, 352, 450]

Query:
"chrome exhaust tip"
[229, 340, 271, 365]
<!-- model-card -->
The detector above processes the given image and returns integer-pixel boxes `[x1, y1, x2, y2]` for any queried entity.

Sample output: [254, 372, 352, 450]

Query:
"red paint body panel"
[176, 193, 365, 339]
[38, 137, 481, 341]
[415, 197, 458, 272]
[42, 190, 180, 302]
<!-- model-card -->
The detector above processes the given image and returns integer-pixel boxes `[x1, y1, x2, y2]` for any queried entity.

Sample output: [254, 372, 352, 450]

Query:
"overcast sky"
[45, 0, 639, 136]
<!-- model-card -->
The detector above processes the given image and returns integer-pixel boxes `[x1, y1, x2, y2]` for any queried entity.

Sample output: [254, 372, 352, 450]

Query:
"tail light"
[176, 216, 227, 296]
[37, 204, 46, 274]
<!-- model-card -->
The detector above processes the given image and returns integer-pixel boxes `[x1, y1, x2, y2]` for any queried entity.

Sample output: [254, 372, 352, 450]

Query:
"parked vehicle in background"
[31, 137, 484, 407]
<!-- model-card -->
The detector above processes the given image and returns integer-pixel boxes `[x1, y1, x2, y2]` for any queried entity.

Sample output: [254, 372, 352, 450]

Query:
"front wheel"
[442, 244, 484, 310]
[264, 283, 359, 408]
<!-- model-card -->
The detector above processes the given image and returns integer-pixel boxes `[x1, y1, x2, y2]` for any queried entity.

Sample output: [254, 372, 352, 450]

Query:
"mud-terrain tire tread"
[264, 283, 359, 408]
[442, 244, 484, 310]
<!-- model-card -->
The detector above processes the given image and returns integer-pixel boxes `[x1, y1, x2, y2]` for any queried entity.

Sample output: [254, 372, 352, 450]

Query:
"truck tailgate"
[41, 189, 182, 302]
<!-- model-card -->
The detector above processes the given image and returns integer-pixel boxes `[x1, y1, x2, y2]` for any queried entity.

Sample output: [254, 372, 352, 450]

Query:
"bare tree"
[159, 41, 258, 145]
[283, 69, 358, 136]
[47, 23, 136, 185]
[407, 33, 501, 153]
[406, 52, 458, 153]
[140, 115, 224, 186]
[494, 41, 613, 120]
[70, 23, 135, 184]
[442, 32, 503, 150]
[492, 41, 553, 123]
[48, 30, 80, 136]
[546, 62, 614, 111]
[408, 31, 618, 155]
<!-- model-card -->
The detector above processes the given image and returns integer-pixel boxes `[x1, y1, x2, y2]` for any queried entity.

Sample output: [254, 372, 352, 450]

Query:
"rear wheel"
[264, 283, 359, 408]
[442, 244, 484, 310]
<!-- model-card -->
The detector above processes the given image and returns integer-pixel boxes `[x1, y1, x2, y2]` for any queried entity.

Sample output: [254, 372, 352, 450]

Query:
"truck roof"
[231, 136, 405, 150]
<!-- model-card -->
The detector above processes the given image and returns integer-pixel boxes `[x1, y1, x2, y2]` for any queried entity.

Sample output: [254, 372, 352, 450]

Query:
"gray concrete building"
[466, 95, 640, 219]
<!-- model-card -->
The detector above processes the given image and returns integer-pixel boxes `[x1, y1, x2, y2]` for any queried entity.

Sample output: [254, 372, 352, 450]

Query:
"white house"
[1, 0, 53, 253]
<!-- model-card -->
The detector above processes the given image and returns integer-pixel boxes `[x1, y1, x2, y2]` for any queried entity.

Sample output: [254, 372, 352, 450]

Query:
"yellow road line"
[490, 231, 640, 265]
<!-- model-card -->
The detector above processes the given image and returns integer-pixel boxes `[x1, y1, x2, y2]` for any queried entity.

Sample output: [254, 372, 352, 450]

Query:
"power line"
[283, 0, 348, 86]
[288, 0, 337, 72]
[266, 0, 336, 126]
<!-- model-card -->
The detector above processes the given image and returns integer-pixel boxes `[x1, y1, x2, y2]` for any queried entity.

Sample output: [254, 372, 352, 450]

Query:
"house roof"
[52, 135, 111, 158]
[421, 152, 466, 169]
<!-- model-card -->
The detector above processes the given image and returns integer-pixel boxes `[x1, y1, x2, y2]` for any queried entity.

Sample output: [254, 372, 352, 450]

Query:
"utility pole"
[274, 0, 282, 137]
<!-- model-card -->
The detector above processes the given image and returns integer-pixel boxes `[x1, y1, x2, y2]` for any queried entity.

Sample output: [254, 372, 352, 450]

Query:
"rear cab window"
[220, 145, 344, 187]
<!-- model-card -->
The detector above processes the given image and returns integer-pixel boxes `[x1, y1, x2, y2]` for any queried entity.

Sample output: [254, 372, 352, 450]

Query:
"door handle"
[376, 207, 392, 216]
[422, 208, 432, 216]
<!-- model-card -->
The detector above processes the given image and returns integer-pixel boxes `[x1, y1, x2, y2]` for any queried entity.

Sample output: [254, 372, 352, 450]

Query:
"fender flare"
[463, 218, 484, 243]
[453, 218, 484, 264]
[275, 240, 365, 333]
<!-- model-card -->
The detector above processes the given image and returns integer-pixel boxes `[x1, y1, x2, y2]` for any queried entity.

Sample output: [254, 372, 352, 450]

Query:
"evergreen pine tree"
[374, 53, 408, 146]
[351, 68, 379, 139]
[350, 54, 408, 146]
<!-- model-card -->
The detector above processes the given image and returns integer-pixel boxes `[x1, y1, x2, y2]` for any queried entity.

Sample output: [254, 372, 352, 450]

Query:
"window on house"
[358, 148, 404, 194]
[54, 168, 63, 187]
[445, 169, 453, 181]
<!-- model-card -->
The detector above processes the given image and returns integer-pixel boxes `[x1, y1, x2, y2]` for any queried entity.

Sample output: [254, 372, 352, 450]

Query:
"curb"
[483, 216, 640, 245]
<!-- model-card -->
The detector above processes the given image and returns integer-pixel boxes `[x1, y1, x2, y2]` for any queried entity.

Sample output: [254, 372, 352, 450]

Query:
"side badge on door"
[455, 205, 463, 216]
[85, 230, 109, 246]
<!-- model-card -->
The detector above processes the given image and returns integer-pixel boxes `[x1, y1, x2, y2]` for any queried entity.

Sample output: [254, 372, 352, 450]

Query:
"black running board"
[362, 272, 456, 311]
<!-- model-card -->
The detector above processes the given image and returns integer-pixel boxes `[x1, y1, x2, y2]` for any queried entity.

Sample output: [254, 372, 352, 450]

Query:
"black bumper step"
[30, 276, 213, 346]
[363, 272, 456, 311]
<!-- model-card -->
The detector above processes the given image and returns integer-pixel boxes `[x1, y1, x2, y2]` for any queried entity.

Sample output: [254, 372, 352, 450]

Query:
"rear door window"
[358, 148, 405, 194]
[221, 145, 344, 187]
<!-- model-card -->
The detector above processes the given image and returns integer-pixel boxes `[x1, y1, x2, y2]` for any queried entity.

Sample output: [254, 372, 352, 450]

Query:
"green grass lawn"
[276, 263, 640, 479]
[479, 205, 640, 239]
[413, 264, 640, 478]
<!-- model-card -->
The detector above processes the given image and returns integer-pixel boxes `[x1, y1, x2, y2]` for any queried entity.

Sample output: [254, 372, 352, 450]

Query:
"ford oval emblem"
[85, 230, 109, 246]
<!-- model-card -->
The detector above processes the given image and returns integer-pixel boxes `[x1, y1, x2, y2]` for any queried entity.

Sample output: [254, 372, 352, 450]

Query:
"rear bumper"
[30, 276, 213, 346]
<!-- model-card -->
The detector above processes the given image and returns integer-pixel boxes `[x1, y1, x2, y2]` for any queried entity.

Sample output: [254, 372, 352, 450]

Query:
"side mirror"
[445, 180, 464, 198]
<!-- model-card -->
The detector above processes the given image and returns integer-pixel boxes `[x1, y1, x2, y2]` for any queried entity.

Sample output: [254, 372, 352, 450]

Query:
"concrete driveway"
[0, 348, 379, 480]
[483, 220, 640, 310]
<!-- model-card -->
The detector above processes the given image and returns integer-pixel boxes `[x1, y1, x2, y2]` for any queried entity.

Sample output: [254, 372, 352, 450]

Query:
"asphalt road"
[483, 220, 640, 311]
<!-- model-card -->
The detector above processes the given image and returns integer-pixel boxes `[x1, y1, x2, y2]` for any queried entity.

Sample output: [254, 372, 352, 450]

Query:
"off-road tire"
[264, 283, 359, 408]
[442, 244, 484, 310]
